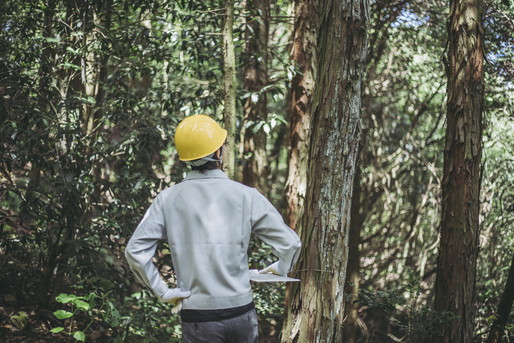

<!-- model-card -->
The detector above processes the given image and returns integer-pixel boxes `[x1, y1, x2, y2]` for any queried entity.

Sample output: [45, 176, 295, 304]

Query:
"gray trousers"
[181, 309, 258, 343]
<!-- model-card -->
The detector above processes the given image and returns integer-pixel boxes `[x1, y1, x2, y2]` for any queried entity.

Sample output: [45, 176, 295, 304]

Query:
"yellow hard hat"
[174, 114, 228, 161]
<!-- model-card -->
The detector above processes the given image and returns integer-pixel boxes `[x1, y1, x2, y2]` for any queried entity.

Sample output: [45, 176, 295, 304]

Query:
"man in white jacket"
[125, 114, 301, 343]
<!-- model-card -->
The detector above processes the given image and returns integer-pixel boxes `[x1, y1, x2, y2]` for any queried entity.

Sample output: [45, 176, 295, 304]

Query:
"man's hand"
[259, 261, 286, 276]
[162, 288, 191, 304]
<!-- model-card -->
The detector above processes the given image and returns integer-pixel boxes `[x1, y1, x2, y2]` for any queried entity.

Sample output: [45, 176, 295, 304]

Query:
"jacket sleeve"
[250, 189, 302, 275]
[125, 194, 170, 300]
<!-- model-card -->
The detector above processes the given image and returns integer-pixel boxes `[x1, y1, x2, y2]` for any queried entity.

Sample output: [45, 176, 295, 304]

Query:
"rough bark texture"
[343, 150, 365, 343]
[433, 0, 484, 342]
[242, 0, 270, 193]
[486, 254, 514, 343]
[284, 0, 318, 230]
[281, 0, 368, 342]
[222, 0, 237, 179]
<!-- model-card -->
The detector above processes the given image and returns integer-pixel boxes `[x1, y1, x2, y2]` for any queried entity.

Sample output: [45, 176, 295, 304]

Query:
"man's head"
[174, 114, 227, 170]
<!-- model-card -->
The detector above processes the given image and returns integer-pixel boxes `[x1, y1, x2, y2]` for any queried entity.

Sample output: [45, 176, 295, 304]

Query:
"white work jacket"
[125, 169, 301, 310]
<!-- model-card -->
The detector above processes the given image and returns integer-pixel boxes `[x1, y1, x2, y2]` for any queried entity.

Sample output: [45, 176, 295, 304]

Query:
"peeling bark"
[433, 0, 484, 341]
[284, 0, 318, 230]
[343, 151, 364, 343]
[281, 0, 368, 342]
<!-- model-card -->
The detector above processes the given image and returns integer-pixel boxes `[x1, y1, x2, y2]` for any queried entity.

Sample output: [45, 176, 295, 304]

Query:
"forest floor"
[0, 305, 115, 342]
[1, 305, 280, 342]
[1, 306, 63, 342]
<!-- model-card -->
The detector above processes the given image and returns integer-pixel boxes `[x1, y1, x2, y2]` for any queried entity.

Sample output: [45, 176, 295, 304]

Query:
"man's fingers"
[163, 289, 191, 303]
[259, 267, 268, 274]
[178, 290, 192, 298]
[171, 300, 183, 314]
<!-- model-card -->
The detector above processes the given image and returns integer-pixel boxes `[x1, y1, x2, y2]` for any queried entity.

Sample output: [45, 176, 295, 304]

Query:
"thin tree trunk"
[433, 0, 484, 341]
[281, 0, 368, 341]
[242, 0, 270, 194]
[37, 0, 58, 305]
[86, 0, 113, 215]
[284, 0, 318, 230]
[222, 0, 237, 179]
[486, 254, 514, 343]
[27, 0, 56, 222]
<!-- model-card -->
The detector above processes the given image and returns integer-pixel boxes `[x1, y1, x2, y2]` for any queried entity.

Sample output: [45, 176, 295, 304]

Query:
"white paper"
[248, 269, 300, 283]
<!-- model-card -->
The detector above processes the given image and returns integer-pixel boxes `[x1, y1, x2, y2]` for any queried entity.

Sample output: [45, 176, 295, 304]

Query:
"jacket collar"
[184, 169, 229, 181]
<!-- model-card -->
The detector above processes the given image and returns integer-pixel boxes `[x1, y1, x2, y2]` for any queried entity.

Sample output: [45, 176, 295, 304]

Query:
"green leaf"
[53, 310, 73, 319]
[58, 63, 81, 71]
[50, 327, 65, 333]
[44, 37, 60, 43]
[81, 96, 96, 105]
[73, 331, 86, 342]
[56, 293, 77, 304]
[66, 47, 80, 55]
[74, 300, 90, 311]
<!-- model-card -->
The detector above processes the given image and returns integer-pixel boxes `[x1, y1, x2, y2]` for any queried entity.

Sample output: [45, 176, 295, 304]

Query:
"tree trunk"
[284, 0, 318, 230]
[281, 0, 368, 341]
[433, 0, 484, 341]
[222, 0, 237, 179]
[486, 254, 514, 343]
[242, 0, 270, 194]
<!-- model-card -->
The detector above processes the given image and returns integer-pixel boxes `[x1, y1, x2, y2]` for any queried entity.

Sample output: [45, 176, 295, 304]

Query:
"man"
[125, 114, 301, 343]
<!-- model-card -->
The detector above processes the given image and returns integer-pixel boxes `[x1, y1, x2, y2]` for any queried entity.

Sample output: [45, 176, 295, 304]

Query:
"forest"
[0, 0, 513, 342]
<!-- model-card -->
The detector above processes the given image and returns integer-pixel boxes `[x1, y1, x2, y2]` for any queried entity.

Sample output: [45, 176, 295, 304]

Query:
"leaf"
[53, 310, 73, 319]
[58, 63, 81, 71]
[50, 327, 65, 333]
[74, 300, 90, 311]
[73, 331, 86, 341]
[44, 37, 60, 43]
[56, 293, 78, 304]
[77, 96, 96, 105]
[66, 47, 80, 55]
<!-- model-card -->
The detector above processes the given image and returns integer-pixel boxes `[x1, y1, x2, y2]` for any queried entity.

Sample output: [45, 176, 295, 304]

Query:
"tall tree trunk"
[433, 0, 484, 341]
[242, 0, 270, 194]
[281, 0, 368, 341]
[90, 0, 112, 145]
[284, 0, 318, 230]
[222, 0, 237, 179]
[486, 254, 514, 343]
[27, 0, 56, 222]
[85, 0, 113, 217]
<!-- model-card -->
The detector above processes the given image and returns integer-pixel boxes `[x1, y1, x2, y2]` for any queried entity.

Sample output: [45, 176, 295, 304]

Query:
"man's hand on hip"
[162, 288, 191, 304]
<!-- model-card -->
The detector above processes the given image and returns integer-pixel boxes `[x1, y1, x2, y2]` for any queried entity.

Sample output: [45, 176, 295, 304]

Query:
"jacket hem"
[182, 292, 253, 310]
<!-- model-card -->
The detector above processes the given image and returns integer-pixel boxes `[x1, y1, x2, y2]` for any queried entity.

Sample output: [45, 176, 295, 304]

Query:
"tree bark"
[486, 254, 514, 343]
[242, 0, 270, 194]
[222, 0, 237, 179]
[433, 0, 484, 341]
[343, 147, 365, 343]
[284, 0, 318, 230]
[281, 0, 368, 341]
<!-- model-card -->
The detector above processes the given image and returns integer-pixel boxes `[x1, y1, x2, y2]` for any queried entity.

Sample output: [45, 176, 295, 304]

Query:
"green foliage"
[50, 292, 99, 341]
[357, 274, 457, 342]
[0, 0, 512, 341]
[48, 289, 184, 342]
[122, 290, 182, 343]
